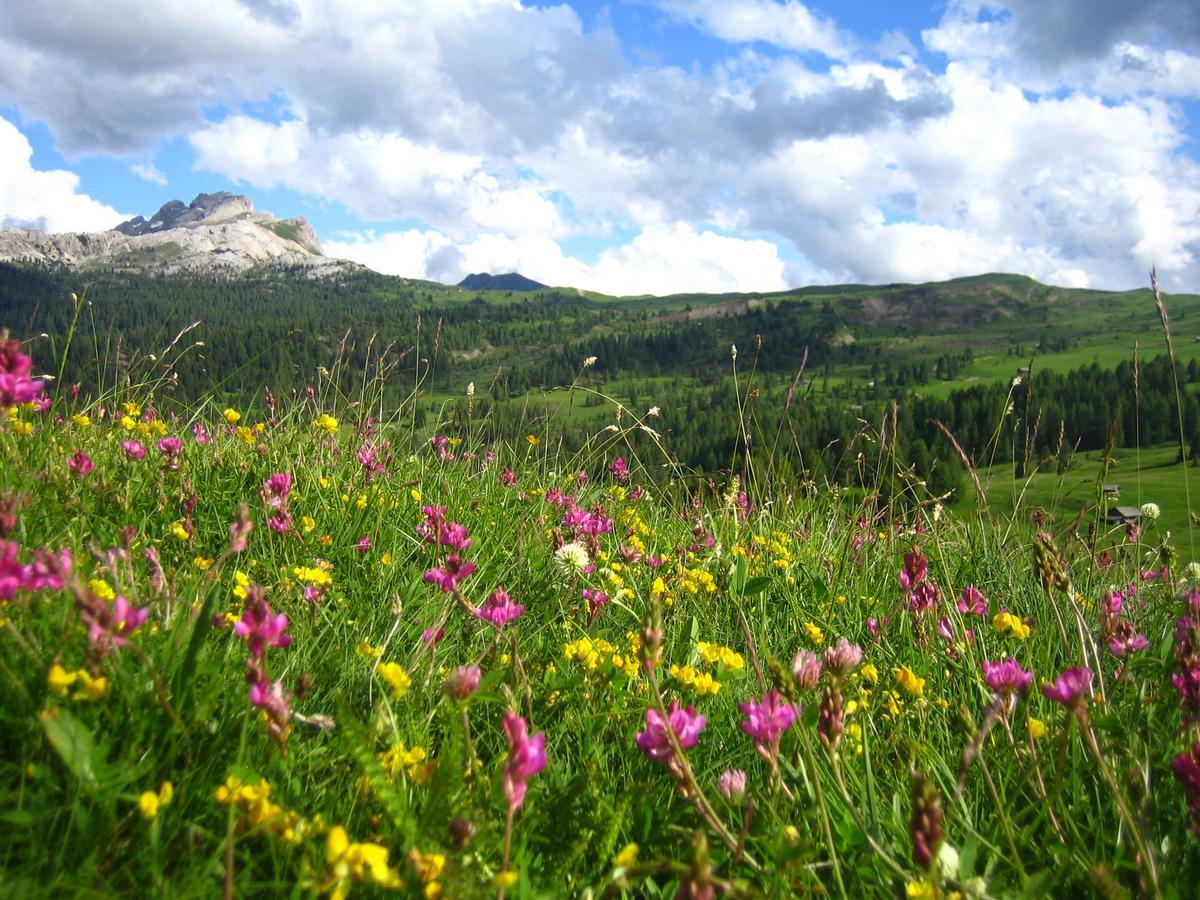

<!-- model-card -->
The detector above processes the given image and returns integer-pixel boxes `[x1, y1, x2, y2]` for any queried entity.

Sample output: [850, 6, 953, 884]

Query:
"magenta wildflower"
[1042, 666, 1093, 708]
[157, 436, 183, 458]
[636, 701, 706, 769]
[192, 421, 211, 444]
[268, 512, 293, 534]
[739, 689, 798, 755]
[899, 547, 928, 589]
[68, 451, 94, 476]
[957, 584, 987, 616]
[1108, 623, 1150, 658]
[235, 587, 292, 657]
[260, 472, 292, 507]
[424, 553, 476, 593]
[122, 439, 146, 460]
[982, 657, 1033, 696]
[609, 456, 630, 482]
[247, 673, 293, 746]
[1172, 743, 1200, 833]
[0, 338, 43, 407]
[500, 469, 517, 487]
[445, 665, 481, 701]
[422, 626, 445, 646]
[501, 710, 547, 812]
[583, 587, 609, 622]
[82, 594, 150, 654]
[475, 587, 524, 628]
[356, 535, 372, 554]
[823, 638, 863, 676]
[0, 541, 24, 599]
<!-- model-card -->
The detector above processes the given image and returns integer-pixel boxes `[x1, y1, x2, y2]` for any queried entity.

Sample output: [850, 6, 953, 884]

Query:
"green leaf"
[743, 575, 772, 597]
[40, 708, 102, 793]
[729, 557, 747, 595]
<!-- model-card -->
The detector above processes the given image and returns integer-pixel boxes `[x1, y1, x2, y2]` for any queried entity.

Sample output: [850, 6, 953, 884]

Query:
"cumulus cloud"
[655, 0, 853, 58]
[1, 0, 1199, 293]
[190, 116, 566, 238]
[326, 223, 791, 296]
[0, 115, 125, 232]
[925, 0, 1200, 96]
[130, 161, 168, 185]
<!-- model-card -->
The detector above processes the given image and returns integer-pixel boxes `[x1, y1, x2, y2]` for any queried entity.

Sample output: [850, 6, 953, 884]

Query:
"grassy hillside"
[2, 331, 1199, 896]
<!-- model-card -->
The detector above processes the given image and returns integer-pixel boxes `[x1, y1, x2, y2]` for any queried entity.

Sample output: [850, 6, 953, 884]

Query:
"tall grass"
[1, 294, 1199, 899]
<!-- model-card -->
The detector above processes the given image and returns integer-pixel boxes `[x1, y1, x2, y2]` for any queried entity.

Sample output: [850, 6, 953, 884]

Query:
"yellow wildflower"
[223, 408, 242, 425]
[89, 579, 116, 601]
[493, 871, 519, 889]
[860, 663, 879, 683]
[74, 669, 108, 701]
[993, 612, 1031, 641]
[170, 520, 191, 541]
[378, 662, 411, 699]
[138, 781, 174, 820]
[614, 843, 639, 868]
[526, 434, 540, 446]
[1028, 717, 1047, 740]
[314, 413, 339, 434]
[804, 622, 825, 644]
[71, 413, 91, 427]
[894, 665, 925, 697]
[47, 664, 76, 696]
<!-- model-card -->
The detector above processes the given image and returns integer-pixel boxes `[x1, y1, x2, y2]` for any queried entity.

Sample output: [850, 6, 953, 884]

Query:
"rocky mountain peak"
[116, 192, 255, 237]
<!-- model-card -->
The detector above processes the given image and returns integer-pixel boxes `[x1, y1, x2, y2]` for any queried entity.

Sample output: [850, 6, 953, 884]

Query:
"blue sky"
[1, 0, 1198, 294]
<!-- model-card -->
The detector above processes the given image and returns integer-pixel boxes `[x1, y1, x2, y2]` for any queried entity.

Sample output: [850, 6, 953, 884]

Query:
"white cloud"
[656, 0, 852, 58]
[0, 115, 125, 232]
[130, 161, 168, 185]
[327, 222, 791, 296]
[190, 116, 566, 238]
[0, 0, 1198, 294]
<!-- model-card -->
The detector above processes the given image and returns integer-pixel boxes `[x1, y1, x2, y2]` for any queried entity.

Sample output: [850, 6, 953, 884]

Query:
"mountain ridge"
[0, 192, 356, 278]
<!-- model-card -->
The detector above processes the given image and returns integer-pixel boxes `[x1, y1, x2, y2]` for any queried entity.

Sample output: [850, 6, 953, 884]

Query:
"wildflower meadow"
[3, 320, 1200, 899]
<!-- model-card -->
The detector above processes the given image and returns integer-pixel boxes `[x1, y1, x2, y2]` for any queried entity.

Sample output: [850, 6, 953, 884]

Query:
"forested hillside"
[4, 262, 1200, 499]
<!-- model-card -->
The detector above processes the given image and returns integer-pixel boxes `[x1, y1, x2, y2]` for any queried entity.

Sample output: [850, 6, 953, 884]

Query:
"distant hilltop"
[458, 272, 548, 292]
[0, 192, 358, 279]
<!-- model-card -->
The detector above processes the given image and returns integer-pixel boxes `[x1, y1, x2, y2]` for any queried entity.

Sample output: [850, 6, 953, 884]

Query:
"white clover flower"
[937, 843, 960, 881]
[1186, 561, 1200, 584]
[583, 356, 597, 367]
[466, 382, 475, 397]
[1140, 502, 1161, 520]
[554, 542, 590, 578]
[647, 406, 660, 417]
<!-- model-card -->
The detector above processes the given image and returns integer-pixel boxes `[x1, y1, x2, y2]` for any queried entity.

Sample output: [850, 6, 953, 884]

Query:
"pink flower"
[1042, 666, 1093, 707]
[356, 535, 372, 554]
[424, 553, 476, 593]
[502, 710, 547, 812]
[739, 689, 798, 753]
[609, 457, 629, 482]
[234, 588, 292, 658]
[636, 701, 706, 768]
[422, 626, 445, 646]
[583, 587, 609, 622]
[0, 338, 43, 407]
[268, 512, 293, 534]
[192, 422, 211, 444]
[260, 472, 292, 507]
[717, 768, 747, 802]
[957, 585, 987, 616]
[1108, 623, 1149, 658]
[823, 638, 863, 676]
[500, 469, 517, 487]
[68, 451, 94, 476]
[475, 587, 524, 628]
[157, 436, 183, 458]
[899, 547, 928, 590]
[445, 665, 481, 701]
[981, 657, 1033, 696]
[122, 440, 146, 460]
[792, 650, 823, 690]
